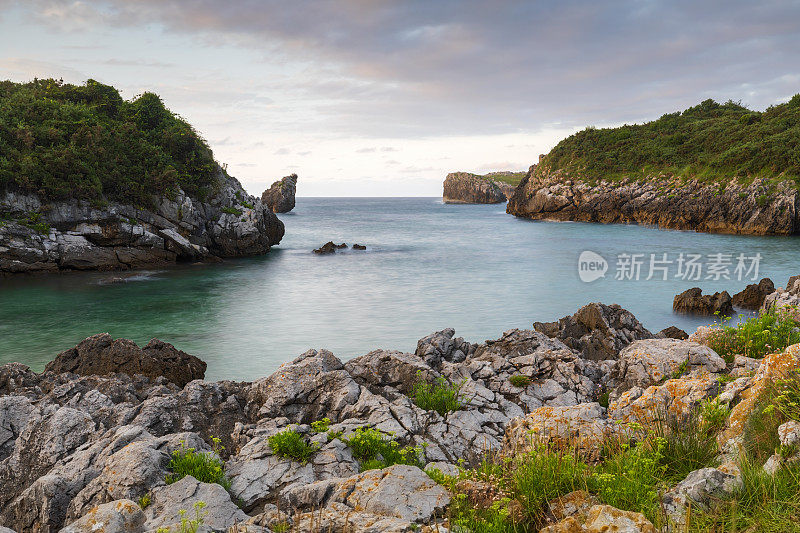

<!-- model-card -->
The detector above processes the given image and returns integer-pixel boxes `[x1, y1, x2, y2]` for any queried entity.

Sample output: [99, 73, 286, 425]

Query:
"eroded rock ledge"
[0, 302, 777, 532]
[0, 168, 284, 274]
[507, 165, 800, 235]
[442, 172, 515, 204]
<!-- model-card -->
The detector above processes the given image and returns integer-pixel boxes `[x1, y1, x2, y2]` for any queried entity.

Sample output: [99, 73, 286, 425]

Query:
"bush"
[0, 78, 219, 207]
[707, 308, 800, 360]
[267, 428, 320, 464]
[342, 426, 423, 471]
[165, 439, 230, 491]
[156, 501, 207, 533]
[411, 373, 468, 416]
[542, 95, 800, 185]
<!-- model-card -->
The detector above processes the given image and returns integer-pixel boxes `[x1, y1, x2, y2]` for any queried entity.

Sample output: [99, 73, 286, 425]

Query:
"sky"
[1, 1, 799, 197]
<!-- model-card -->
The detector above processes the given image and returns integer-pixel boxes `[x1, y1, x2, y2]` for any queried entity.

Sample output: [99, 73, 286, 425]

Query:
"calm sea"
[2, 197, 799, 380]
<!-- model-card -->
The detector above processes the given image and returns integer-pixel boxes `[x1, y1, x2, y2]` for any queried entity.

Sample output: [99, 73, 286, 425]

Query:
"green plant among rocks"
[342, 426, 424, 471]
[165, 438, 231, 491]
[411, 372, 468, 415]
[268, 427, 320, 464]
[707, 307, 800, 360]
[156, 501, 206, 533]
[508, 374, 531, 388]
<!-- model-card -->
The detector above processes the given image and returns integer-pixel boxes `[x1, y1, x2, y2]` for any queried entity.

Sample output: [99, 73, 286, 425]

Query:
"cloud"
[273, 148, 291, 155]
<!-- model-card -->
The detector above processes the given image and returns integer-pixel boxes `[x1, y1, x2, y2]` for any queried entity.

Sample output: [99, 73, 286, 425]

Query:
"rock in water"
[732, 277, 775, 309]
[0, 168, 284, 274]
[261, 173, 297, 213]
[313, 242, 347, 254]
[352, 244, 366, 250]
[657, 326, 689, 340]
[673, 288, 734, 316]
[44, 333, 206, 387]
[442, 172, 508, 204]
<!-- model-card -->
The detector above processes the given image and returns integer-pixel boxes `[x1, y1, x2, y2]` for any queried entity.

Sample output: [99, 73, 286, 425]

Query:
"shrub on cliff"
[543, 96, 800, 185]
[0, 78, 218, 207]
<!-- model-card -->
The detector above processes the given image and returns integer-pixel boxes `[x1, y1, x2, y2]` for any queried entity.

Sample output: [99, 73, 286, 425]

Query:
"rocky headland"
[507, 97, 800, 235]
[2, 300, 796, 532]
[0, 169, 284, 274]
[261, 174, 297, 214]
[442, 172, 522, 204]
[507, 166, 799, 235]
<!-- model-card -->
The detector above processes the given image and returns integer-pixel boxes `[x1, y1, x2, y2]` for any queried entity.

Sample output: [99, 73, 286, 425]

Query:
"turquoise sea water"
[2, 197, 799, 380]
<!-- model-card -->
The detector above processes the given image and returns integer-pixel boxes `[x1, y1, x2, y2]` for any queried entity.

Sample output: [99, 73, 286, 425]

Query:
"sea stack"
[262, 173, 298, 213]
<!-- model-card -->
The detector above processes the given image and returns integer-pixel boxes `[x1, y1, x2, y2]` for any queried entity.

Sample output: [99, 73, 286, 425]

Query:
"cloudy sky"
[1, 1, 799, 196]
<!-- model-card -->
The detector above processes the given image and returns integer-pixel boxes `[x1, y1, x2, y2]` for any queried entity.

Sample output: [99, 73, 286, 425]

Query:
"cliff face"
[0, 168, 284, 274]
[507, 166, 800, 235]
[442, 172, 508, 204]
[261, 173, 297, 213]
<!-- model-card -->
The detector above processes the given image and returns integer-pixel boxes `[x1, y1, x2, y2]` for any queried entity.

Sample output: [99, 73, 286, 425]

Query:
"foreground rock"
[0, 303, 780, 532]
[442, 172, 509, 204]
[673, 287, 734, 316]
[0, 168, 284, 274]
[507, 165, 800, 235]
[45, 333, 206, 387]
[261, 173, 297, 213]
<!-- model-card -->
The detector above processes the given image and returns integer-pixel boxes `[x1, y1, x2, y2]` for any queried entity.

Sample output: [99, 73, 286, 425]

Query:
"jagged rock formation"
[0, 168, 284, 274]
[261, 173, 297, 213]
[732, 278, 775, 309]
[673, 288, 734, 316]
[2, 301, 792, 532]
[507, 164, 800, 235]
[442, 172, 510, 204]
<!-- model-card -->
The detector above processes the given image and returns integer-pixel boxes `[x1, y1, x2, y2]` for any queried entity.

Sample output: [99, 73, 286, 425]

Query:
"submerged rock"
[261, 173, 297, 213]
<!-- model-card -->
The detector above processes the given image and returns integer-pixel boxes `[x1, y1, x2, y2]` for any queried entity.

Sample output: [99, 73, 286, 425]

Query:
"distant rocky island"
[0, 79, 284, 274]
[442, 171, 525, 204]
[508, 97, 800, 235]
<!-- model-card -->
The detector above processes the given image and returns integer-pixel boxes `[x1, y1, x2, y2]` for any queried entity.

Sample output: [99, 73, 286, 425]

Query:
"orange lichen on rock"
[718, 345, 800, 450]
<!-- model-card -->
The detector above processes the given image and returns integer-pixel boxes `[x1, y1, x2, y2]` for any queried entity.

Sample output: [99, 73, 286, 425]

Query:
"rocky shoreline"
[507, 164, 800, 235]
[0, 168, 284, 274]
[2, 299, 792, 532]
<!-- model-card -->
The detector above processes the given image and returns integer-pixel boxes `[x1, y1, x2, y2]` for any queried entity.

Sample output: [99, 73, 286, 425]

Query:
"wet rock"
[673, 287, 734, 316]
[60, 499, 145, 533]
[45, 334, 206, 388]
[261, 173, 297, 213]
[352, 243, 366, 250]
[313, 241, 346, 254]
[533, 303, 653, 361]
[732, 278, 775, 309]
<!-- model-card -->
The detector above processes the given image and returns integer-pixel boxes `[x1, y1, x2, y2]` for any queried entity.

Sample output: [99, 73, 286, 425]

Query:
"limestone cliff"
[507, 164, 800, 235]
[261, 173, 297, 213]
[442, 172, 516, 204]
[0, 167, 284, 274]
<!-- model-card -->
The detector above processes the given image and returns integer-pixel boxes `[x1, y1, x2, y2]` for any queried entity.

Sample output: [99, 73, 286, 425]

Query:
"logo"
[578, 251, 608, 283]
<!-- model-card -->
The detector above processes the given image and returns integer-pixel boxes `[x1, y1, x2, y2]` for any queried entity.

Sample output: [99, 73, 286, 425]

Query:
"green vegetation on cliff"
[544, 95, 800, 186]
[0, 78, 218, 207]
